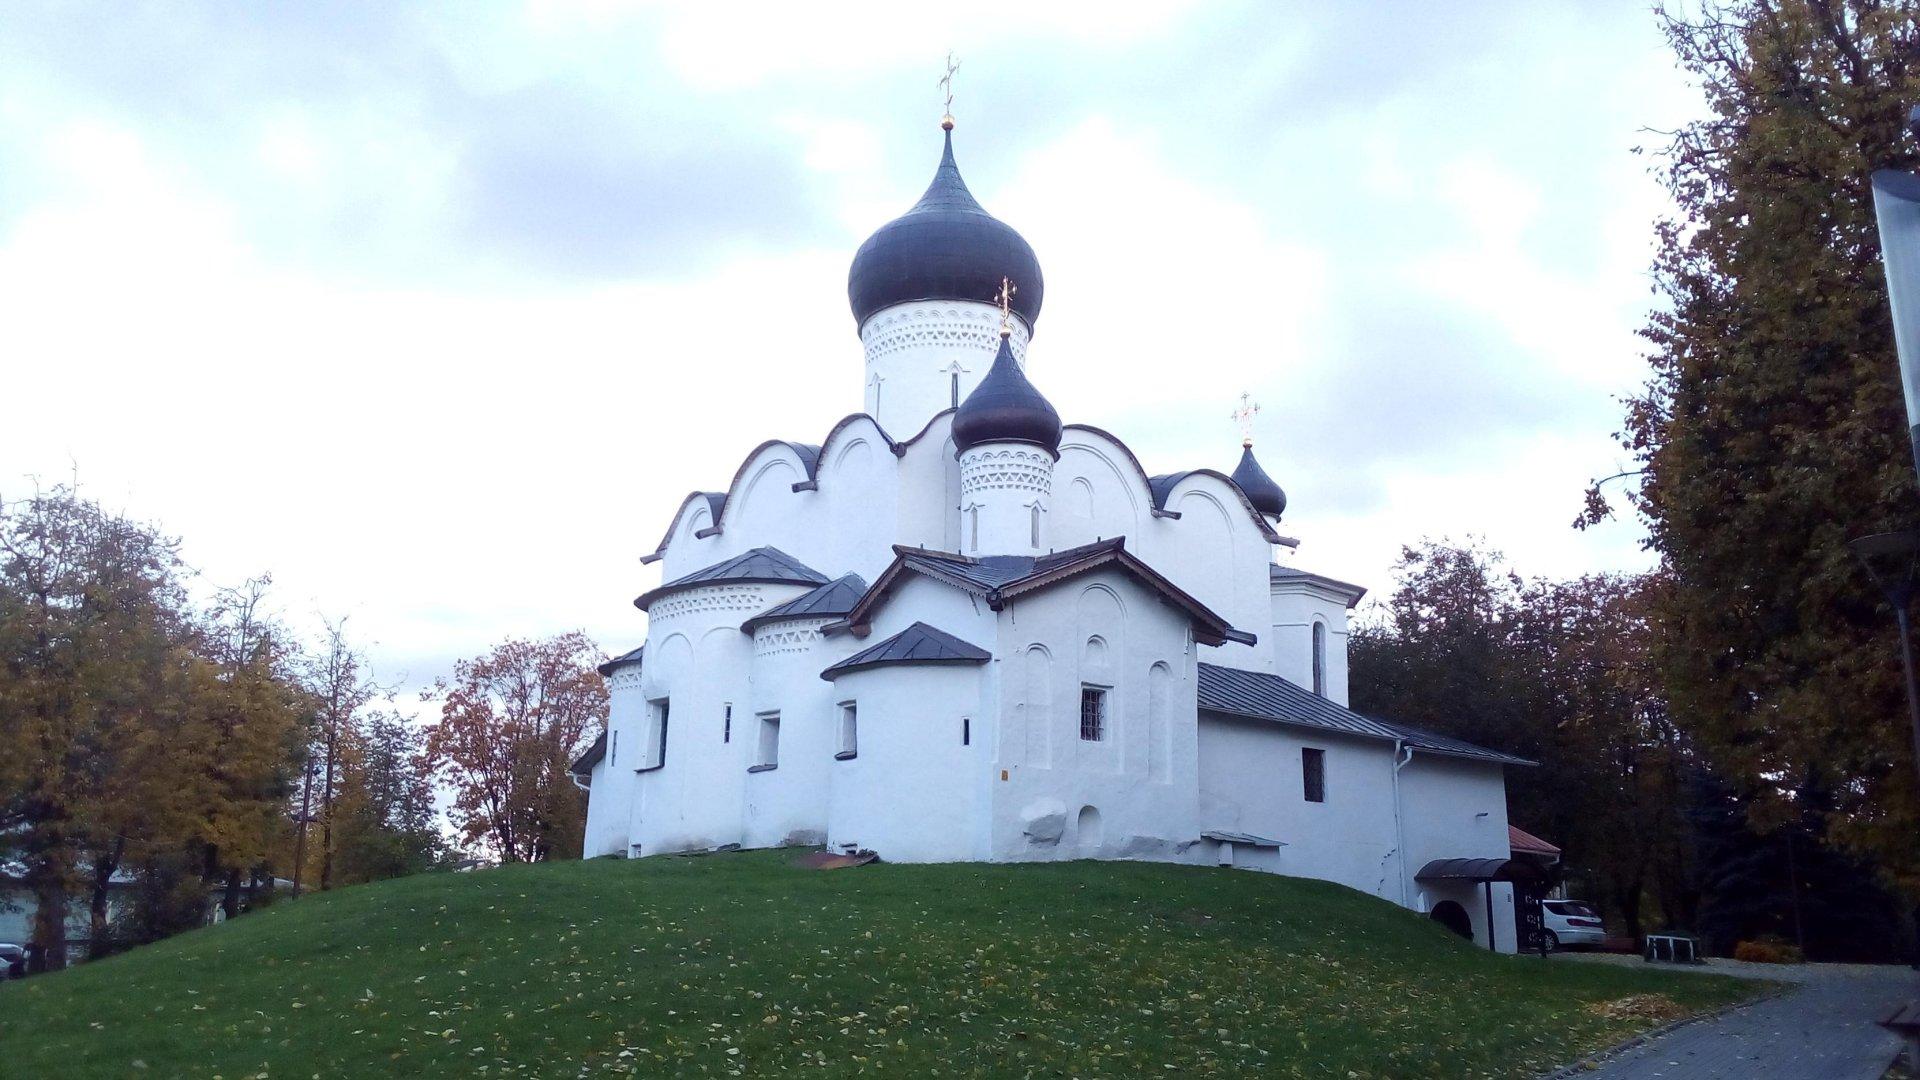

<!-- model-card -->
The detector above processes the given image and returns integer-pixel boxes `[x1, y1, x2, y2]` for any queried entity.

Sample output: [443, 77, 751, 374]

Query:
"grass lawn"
[0, 852, 1761, 1078]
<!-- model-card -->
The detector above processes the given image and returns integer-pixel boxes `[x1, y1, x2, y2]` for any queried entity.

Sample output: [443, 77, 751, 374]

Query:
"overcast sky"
[0, 3, 1703, 695]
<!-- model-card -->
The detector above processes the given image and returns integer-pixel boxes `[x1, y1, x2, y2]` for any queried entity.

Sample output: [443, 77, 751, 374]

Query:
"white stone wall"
[1196, 716, 1400, 893]
[985, 567, 1203, 865]
[1401, 754, 1517, 952]
[824, 663, 991, 862]
[1268, 582, 1354, 705]
[958, 442, 1053, 556]
[741, 617, 849, 850]
[860, 300, 1030, 437]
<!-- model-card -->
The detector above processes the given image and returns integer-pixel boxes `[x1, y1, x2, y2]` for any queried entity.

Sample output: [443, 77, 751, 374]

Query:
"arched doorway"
[1077, 805, 1103, 852]
[1430, 901, 1473, 941]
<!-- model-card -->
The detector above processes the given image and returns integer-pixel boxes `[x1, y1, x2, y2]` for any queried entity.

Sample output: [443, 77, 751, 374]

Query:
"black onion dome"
[952, 334, 1062, 455]
[1231, 444, 1287, 519]
[848, 130, 1044, 332]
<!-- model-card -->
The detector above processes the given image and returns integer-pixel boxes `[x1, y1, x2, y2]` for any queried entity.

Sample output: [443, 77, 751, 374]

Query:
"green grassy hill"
[0, 852, 1756, 1078]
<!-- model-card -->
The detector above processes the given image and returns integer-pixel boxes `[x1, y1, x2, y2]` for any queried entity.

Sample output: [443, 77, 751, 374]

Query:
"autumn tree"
[0, 487, 195, 971]
[1585, 1, 1920, 883]
[290, 620, 382, 893]
[328, 710, 446, 883]
[424, 633, 606, 862]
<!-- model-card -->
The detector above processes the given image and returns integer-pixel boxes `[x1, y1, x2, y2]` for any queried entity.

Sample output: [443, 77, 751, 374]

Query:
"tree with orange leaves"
[424, 633, 605, 862]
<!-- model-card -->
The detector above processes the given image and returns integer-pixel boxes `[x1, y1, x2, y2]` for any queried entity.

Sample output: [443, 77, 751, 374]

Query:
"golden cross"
[1231, 392, 1261, 447]
[995, 276, 1017, 335]
[939, 53, 961, 120]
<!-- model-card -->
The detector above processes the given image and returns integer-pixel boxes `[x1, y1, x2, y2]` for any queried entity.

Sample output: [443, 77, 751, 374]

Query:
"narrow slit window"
[951, 371, 960, 407]
[1079, 685, 1107, 742]
[1030, 503, 1041, 548]
[968, 505, 979, 551]
[611, 730, 618, 767]
[1302, 747, 1325, 803]
[962, 716, 971, 746]
[836, 702, 858, 759]
[1311, 622, 1327, 697]
[723, 703, 732, 743]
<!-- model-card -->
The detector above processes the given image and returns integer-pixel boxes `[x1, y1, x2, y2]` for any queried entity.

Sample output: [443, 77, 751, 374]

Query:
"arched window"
[1030, 503, 1042, 548]
[1312, 621, 1327, 697]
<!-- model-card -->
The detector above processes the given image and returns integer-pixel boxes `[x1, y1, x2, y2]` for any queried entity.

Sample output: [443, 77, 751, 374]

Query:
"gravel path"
[1554, 954, 1916, 1079]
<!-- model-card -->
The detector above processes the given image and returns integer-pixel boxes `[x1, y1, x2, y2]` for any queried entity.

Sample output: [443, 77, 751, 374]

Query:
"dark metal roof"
[1414, 857, 1547, 883]
[952, 333, 1061, 455]
[635, 546, 828, 611]
[846, 538, 1254, 648]
[1371, 717, 1535, 767]
[1198, 663, 1405, 741]
[741, 573, 868, 632]
[1196, 663, 1534, 766]
[569, 731, 607, 776]
[819, 621, 991, 681]
[596, 645, 644, 677]
[1230, 444, 1286, 519]
[847, 129, 1044, 333]
[1268, 565, 1368, 605]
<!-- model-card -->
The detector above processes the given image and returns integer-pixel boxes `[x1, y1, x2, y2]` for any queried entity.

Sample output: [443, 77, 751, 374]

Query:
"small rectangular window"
[836, 702, 858, 760]
[752, 711, 781, 770]
[962, 716, 971, 746]
[611, 730, 618, 767]
[639, 699, 669, 771]
[1079, 686, 1107, 742]
[1302, 747, 1325, 803]
[723, 703, 732, 743]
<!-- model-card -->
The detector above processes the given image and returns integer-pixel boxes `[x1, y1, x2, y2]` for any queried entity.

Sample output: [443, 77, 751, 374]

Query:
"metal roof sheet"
[635, 546, 828, 611]
[569, 731, 607, 776]
[819, 621, 990, 680]
[1196, 663, 1532, 766]
[596, 645, 645, 677]
[742, 574, 869, 632]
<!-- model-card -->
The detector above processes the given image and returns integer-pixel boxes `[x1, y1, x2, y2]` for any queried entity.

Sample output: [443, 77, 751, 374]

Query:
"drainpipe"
[1391, 740, 1413, 907]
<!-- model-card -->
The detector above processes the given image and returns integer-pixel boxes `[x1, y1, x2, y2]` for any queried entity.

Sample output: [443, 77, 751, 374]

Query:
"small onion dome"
[952, 333, 1062, 456]
[847, 128, 1044, 333]
[1231, 443, 1287, 519]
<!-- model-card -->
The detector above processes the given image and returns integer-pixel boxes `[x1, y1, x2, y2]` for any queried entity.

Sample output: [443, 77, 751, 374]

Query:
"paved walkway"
[1555, 954, 1916, 1079]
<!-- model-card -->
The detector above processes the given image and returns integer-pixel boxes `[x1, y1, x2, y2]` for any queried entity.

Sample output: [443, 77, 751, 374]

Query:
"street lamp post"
[1849, 532, 1920, 786]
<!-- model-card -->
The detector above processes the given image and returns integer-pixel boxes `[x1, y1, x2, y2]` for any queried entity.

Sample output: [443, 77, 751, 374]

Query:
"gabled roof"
[841, 538, 1255, 648]
[1195, 663, 1533, 766]
[635, 546, 828, 611]
[569, 731, 607, 777]
[1269, 564, 1368, 606]
[741, 573, 868, 632]
[596, 645, 645, 677]
[820, 621, 990, 681]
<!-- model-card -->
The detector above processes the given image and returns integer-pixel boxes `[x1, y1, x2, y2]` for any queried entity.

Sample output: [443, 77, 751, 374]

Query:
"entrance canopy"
[1415, 857, 1546, 883]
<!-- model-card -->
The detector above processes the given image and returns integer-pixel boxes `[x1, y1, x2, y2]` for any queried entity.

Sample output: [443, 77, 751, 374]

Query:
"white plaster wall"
[1400, 754, 1517, 952]
[1269, 582, 1354, 705]
[627, 580, 810, 855]
[1050, 433, 1276, 674]
[741, 617, 862, 850]
[580, 663, 646, 857]
[1195, 716, 1401, 896]
[988, 567, 1202, 865]
[959, 442, 1052, 556]
[860, 300, 1029, 438]
[825, 663, 990, 862]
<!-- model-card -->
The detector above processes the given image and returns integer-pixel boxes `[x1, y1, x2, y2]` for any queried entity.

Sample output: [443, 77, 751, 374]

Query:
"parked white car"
[1541, 901, 1606, 950]
[0, 943, 25, 980]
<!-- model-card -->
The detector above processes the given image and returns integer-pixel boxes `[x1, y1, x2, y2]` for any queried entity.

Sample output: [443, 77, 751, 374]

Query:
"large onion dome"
[952, 333, 1062, 455]
[847, 128, 1044, 333]
[1231, 443, 1287, 519]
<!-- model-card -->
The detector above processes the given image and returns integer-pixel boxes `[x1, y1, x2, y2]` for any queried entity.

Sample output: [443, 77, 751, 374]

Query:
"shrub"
[1733, 938, 1804, 964]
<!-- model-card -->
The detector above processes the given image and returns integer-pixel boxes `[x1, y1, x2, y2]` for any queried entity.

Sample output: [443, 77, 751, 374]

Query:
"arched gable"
[644, 491, 728, 565]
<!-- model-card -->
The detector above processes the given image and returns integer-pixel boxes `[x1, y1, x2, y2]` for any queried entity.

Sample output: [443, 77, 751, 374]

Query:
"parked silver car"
[1541, 901, 1606, 950]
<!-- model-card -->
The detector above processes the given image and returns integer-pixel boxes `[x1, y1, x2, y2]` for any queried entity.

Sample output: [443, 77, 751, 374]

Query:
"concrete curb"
[1538, 983, 1796, 1079]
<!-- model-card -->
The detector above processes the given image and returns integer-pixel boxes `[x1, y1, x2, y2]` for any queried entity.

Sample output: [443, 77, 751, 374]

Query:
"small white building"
[574, 119, 1540, 951]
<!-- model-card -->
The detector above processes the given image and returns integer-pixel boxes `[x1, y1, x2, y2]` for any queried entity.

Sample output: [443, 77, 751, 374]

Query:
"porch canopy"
[1415, 857, 1547, 883]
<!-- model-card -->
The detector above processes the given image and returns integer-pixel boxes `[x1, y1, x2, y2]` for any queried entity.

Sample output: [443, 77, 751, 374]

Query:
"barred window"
[1079, 685, 1107, 742]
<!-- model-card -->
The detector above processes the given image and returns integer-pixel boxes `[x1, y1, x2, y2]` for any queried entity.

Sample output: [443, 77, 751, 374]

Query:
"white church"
[573, 117, 1547, 952]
